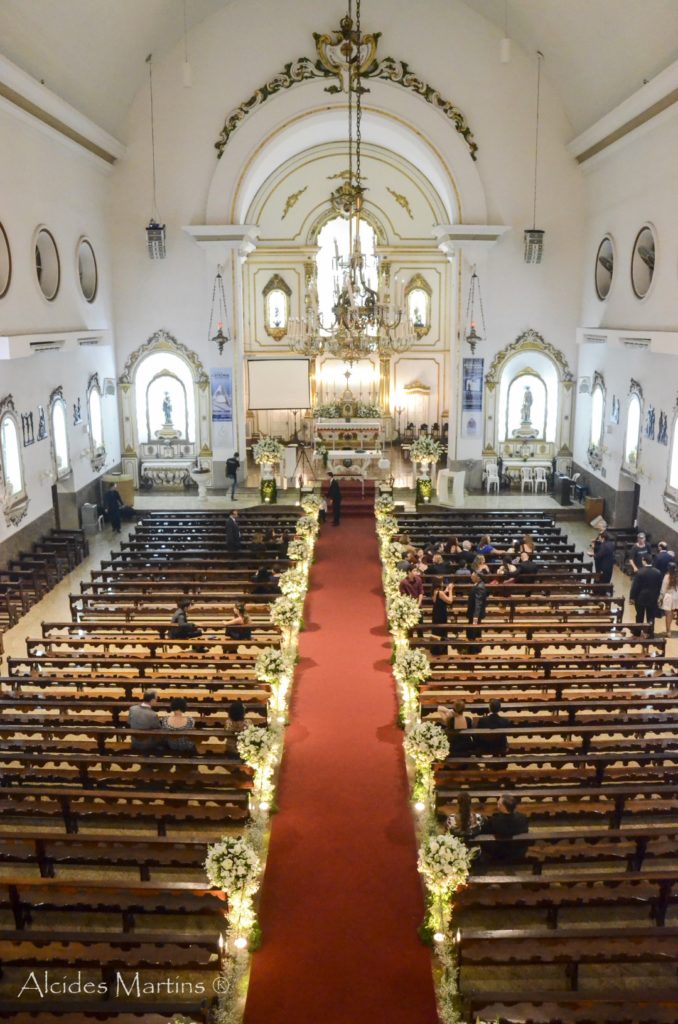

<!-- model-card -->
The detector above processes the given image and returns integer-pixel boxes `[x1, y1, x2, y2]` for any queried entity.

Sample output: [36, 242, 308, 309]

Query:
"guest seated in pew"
[250, 531, 266, 559]
[438, 700, 475, 760]
[477, 534, 503, 561]
[514, 550, 539, 580]
[128, 689, 166, 755]
[169, 598, 203, 639]
[474, 698, 512, 757]
[476, 793, 530, 865]
[446, 535, 463, 556]
[458, 539, 475, 567]
[447, 790, 482, 839]
[161, 696, 197, 755]
[224, 602, 253, 641]
[471, 554, 491, 576]
[251, 565, 280, 595]
[426, 553, 451, 577]
[495, 553, 518, 580]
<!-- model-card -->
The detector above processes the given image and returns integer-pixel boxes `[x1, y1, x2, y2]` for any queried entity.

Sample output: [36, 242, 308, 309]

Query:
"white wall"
[108, 0, 585, 465]
[0, 104, 120, 542]
[573, 106, 678, 532]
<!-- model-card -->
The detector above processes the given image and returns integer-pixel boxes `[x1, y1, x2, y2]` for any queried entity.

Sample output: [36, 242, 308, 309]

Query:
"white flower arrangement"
[236, 724, 279, 770]
[356, 401, 381, 417]
[300, 493, 322, 516]
[313, 402, 341, 418]
[254, 646, 291, 683]
[417, 833, 475, 896]
[271, 595, 302, 629]
[205, 835, 261, 894]
[287, 538, 310, 561]
[387, 594, 421, 635]
[394, 647, 431, 687]
[295, 515, 318, 538]
[410, 436, 445, 466]
[252, 437, 285, 465]
[377, 515, 399, 539]
[375, 495, 396, 517]
[278, 566, 308, 598]
[404, 720, 449, 768]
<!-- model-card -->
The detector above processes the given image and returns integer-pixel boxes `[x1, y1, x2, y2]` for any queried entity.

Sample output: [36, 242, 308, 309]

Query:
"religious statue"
[521, 386, 533, 427]
[162, 391, 173, 426]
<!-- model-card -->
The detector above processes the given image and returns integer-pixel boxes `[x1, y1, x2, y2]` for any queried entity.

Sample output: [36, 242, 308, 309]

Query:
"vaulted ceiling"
[0, 0, 677, 138]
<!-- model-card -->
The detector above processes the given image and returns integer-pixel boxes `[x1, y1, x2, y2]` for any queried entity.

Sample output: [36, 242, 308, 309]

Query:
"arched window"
[590, 378, 605, 450]
[315, 215, 378, 330]
[624, 392, 642, 471]
[51, 398, 71, 477]
[0, 412, 24, 499]
[89, 387, 103, 450]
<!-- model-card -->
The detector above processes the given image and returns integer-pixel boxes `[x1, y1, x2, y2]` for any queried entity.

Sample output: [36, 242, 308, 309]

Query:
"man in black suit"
[593, 530, 616, 584]
[327, 472, 342, 526]
[630, 554, 662, 635]
[225, 509, 241, 551]
[479, 793, 530, 864]
[475, 698, 512, 757]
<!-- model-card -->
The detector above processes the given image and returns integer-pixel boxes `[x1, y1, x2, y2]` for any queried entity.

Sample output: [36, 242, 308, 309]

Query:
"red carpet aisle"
[244, 518, 438, 1024]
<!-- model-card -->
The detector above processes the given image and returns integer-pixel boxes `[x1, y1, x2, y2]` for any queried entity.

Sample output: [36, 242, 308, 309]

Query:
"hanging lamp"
[145, 55, 166, 259]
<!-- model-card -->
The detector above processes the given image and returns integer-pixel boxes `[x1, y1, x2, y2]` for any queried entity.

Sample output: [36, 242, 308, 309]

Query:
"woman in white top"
[659, 563, 678, 634]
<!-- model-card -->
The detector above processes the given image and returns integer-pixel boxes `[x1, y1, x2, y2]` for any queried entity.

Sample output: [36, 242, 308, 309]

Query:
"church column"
[433, 225, 510, 470]
[183, 225, 260, 485]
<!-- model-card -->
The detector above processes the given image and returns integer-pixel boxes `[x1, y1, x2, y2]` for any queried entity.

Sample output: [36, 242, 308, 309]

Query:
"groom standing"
[327, 472, 342, 526]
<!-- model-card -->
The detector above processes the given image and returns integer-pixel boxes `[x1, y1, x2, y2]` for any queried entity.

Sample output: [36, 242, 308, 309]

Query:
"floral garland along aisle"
[374, 497, 494, 1024]
[194, 496, 321, 1024]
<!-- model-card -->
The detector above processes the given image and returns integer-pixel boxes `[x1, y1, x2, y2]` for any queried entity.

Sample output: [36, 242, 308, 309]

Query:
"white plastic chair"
[486, 465, 500, 494]
[533, 466, 548, 494]
[520, 467, 535, 493]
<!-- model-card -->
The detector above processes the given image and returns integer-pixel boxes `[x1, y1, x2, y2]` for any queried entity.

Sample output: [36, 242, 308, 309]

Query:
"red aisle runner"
[244, 518, 438, 1024]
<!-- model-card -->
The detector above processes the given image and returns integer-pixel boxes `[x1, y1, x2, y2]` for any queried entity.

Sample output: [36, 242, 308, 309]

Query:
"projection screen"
[247, 358, 311, 410]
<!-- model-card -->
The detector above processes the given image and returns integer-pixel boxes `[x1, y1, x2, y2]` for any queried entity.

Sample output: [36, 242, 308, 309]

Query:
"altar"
[314, 418, 384, 449]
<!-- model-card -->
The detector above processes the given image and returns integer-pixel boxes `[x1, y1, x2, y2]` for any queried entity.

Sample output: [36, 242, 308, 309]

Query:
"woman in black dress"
[431, 578, 454, 656]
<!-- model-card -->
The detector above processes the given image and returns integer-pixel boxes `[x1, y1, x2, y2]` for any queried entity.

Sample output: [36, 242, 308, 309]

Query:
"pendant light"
[524, 51, 544, 264]
[145, 54, 166, 259]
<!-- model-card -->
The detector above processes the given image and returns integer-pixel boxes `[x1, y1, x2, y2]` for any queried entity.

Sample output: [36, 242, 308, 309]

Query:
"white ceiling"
[0, 0, 677, 137]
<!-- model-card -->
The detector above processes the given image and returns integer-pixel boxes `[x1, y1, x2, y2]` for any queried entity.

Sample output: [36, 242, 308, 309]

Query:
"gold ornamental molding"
[386, 186, 413, 220]
[484, 330, 575, 388]
[215, 17, 478, 162]
[281, 186, 308, 220]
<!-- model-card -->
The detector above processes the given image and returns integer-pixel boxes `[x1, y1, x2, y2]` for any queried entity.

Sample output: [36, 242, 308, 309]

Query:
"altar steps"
[322, 479, 376, 518]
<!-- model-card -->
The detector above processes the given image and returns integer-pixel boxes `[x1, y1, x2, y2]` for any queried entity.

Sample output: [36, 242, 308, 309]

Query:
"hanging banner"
[461, 357, 483, 438]
[210, 368, 232, 422]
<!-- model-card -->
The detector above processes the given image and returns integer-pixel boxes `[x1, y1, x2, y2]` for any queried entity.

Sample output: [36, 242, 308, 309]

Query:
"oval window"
[35, 228, 60, 301]
[631, 225, 655, 300]
[77, 238, 98, 302]
[0, 222, 11, 298]
[594, 236, 613, 300]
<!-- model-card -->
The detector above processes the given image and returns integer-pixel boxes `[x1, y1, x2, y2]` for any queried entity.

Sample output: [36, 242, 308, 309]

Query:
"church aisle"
[244, 517, 438, 1024]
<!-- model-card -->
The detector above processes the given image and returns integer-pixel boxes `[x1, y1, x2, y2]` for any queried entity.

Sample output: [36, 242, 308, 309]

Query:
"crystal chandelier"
[289, 0, 415, 363]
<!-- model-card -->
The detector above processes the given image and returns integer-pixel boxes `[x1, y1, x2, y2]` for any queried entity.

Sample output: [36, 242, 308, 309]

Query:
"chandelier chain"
[532, 50, 543, 230]
[146, 54, 159, 219]
[355, 0, 362, 188]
